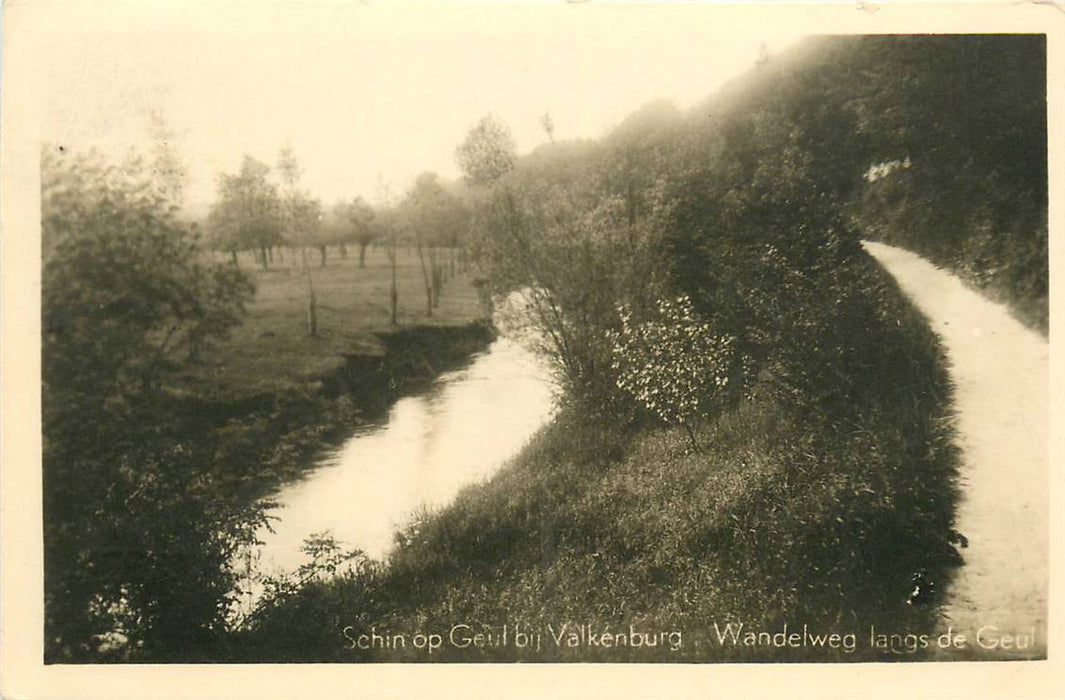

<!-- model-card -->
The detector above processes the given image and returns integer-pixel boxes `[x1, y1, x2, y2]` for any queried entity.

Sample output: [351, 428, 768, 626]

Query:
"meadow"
[174, 245, 484, 400]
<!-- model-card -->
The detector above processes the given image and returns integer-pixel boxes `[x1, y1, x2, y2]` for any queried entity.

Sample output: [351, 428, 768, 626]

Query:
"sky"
[24, 2, 805, 214]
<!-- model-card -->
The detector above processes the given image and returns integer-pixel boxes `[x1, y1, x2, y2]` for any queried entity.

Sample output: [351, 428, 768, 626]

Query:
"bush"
[42, 146, 262, 661]
[608, 295, 748, 447]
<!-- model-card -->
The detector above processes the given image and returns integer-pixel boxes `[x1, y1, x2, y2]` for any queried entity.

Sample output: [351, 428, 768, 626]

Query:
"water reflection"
[254, 335, 556, 574]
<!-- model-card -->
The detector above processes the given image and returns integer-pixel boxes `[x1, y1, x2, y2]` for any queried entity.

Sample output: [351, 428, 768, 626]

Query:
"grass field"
[172, 245, 485, 399]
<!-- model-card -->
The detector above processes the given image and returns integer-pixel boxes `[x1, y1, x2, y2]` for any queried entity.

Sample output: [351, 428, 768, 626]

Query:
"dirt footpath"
[864, 241, 1049, 660]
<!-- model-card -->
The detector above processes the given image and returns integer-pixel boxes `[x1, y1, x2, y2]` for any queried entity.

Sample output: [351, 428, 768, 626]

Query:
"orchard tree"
[372, 207, 402, 324]
[274, 147, 324, 335]
[277, 146, 328, 265]
[401, 173, 446, 315]
[287, 193, 326, 266]
[208, 156, 283, 267]
[337, 196, 376, 267]
[399, 173, 470, 315]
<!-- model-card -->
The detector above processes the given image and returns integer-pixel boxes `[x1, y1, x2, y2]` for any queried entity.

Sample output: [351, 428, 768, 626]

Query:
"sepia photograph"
[1, 0, 1062, 697]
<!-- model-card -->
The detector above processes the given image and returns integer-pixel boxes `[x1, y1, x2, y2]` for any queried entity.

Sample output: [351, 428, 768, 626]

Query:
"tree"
[42, 144, 259, 660]
[43, 147, 255, 394]
[336, 197, 376, 267]
[145, 108, 188, 206]
[397, 173, 469, 316]
[287, 194, 326, 265]
[540, 112, 556, 143]
[374, 208, 401, 325]
[456, 115, 672, 414]
[598, 99, 682, 228]
[208, 156, 283, 267]
[273, 147, 324, 335]
[401, 173, 447, 316]
[455, 114, 517, 186]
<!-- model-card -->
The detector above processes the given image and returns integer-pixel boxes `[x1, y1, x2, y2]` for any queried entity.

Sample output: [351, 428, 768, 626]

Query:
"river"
[250, 332, 557, 579]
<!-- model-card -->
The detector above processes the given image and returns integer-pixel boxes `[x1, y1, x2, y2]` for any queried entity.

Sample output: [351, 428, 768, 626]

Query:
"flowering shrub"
[608, 295, 743, 447]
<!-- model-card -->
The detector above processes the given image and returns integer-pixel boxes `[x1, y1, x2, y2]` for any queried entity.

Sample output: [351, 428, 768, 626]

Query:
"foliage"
[608, 295, 745, 445]
[207, 155, 284, 264]
[663, 83, 902, 417]
[44, 35, 1044, 662]
[459, 121, 673, 417]
[237, 533, 365, 630]
[42, 145, 262, 661]
[284, 192, 325, 252]
[333, 196, 377, 266]
[275, 147, 327, 257]
[397, 172, 469, 315]
[42, 147, 255, 395]
[454, 114, 517, 186]
[849, 35, 1047, 331]
[402, 173, 470, 246]
[733, 35, 1048, 332]
[598, 99, 684, 227]
[231, 277, 959, 661]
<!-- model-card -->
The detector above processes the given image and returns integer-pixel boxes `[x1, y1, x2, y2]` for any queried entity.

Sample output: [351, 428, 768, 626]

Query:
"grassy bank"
[171, 319, 498, 511]
[227, 254, 960, 663]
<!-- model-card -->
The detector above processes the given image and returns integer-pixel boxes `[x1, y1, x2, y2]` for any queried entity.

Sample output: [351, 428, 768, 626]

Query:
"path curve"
[863, 241, 1048, 660]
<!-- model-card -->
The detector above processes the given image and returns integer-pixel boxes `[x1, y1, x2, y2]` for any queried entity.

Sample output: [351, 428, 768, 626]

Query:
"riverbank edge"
[179, 319, 498, 510]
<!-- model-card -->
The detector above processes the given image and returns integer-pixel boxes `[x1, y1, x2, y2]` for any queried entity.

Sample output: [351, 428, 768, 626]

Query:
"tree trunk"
[308, 285, 318, 337]
[260, 245, 269, 269]
[416, 241, 433, 317]
[268, 246, 274, 263]
[339, 242, 347, 260]
[359, 243, 368, 268]
[683, 422, 700, 453]
[389, 235, 399, 325]
[319, 244, 327, 267]
[231, 249, 238, 266]
[431, 265, 443, 308]
[304, 252, 318, 337]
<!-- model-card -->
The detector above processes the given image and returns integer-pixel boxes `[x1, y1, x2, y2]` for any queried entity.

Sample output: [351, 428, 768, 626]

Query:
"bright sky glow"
[26, 2, 805, 212]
